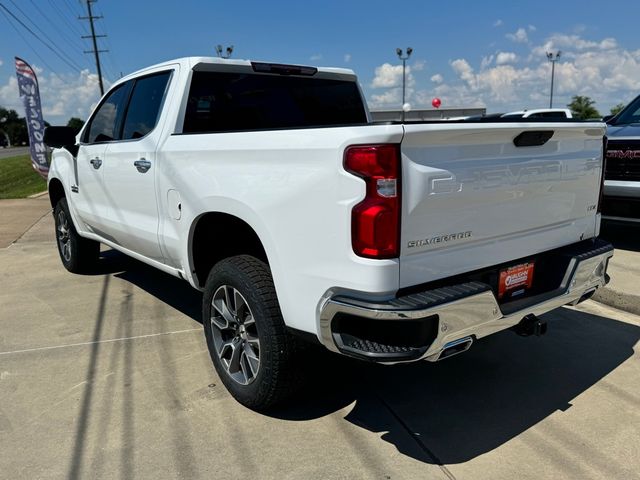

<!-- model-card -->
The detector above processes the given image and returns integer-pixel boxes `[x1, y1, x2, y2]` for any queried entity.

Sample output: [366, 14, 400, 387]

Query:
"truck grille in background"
[601, 196, 640, 219]
[605, 140, 640, 181]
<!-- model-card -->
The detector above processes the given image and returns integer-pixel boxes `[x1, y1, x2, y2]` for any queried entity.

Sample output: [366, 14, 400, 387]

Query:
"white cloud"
[369, 63, 417, 107]
[480, 55, 494, 69]
[412, 60, 426, 71]
[430, 74, 443, 84]
[532, 35, 617, 57]
[0, 69, 103, 124]
[506, 27, 528, 44]
[370, 63, 415, 88]
[431, 33, 640, 113]
[310, 54, 323, 61]
[371, 89, 402, 107]
[0, 59, 4, 67]
[496, 52, 518, 65]
[528, 25, 537, 32]
[343, 53, 351, 63]
[493, 19, 503, 27]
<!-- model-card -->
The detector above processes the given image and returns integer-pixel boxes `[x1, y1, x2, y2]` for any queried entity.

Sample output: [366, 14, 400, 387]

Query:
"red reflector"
[344, 144, 401, 259]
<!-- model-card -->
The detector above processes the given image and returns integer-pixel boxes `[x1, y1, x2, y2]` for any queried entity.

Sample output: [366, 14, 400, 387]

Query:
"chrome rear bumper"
[318, 239, 613, 364]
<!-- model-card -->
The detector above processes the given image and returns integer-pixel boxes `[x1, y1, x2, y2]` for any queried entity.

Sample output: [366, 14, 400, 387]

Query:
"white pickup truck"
[44, 57, 613, 409]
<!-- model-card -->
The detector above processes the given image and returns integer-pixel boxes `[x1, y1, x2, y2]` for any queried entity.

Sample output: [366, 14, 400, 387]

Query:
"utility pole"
[546, 51, 561, 108]
[80, 0, 108, 96]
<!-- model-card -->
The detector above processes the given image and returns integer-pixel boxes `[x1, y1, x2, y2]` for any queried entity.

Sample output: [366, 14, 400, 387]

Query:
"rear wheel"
[202, 255, 301, 409]
[53, 197, 99, 273]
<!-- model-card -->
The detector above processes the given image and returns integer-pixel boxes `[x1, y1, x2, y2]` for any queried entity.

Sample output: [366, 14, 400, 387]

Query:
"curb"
[592, 287, 640, 317]
[27, 191, 48, 199]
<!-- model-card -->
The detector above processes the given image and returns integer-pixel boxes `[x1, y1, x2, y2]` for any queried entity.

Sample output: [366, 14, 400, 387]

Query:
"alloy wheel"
[56, 210, 71, 262]
[210, 285, 261, 385]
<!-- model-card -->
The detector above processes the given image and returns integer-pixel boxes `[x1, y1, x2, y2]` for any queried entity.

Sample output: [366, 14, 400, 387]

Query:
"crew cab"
[603, 94, 640, 222]
[44, 57, 613, 409]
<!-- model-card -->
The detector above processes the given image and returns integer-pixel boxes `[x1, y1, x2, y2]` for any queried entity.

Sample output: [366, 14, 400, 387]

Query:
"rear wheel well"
[48, 178, 65, 208]
[191, 213, 268, 288]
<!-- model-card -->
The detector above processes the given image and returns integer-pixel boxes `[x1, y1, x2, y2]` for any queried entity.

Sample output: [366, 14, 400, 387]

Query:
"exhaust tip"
[438, 336, 473, 361]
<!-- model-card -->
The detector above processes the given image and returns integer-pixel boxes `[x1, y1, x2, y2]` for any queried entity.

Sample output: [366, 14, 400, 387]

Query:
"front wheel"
[202, 255, 301, 410]
[53, 197, 99, 273]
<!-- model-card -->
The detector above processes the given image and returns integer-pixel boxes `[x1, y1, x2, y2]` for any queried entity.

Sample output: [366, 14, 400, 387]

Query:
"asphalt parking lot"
[1, 209, 639, 479]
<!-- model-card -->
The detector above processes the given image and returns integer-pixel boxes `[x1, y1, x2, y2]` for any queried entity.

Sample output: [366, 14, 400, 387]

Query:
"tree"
[610, 103, 625, 116]
[567, 96, 601, 120]
[66, 117, 85, 135]
[0, 107, 29, 145]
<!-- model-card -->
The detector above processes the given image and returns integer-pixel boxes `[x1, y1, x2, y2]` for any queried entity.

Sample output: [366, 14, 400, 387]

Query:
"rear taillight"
[597, 136, 607, 214]
[344, 144, 401, 259]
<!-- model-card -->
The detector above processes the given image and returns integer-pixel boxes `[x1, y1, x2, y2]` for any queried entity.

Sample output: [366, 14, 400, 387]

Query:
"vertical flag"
[14, 57, 48, 178]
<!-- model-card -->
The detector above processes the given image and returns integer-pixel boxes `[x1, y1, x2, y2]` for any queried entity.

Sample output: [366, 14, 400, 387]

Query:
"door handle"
[90, 157, 102, 169]
[134, 158, 151, 173]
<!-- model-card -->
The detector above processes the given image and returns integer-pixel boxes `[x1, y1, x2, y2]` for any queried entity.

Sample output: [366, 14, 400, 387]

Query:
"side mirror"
[44, 126, 77, 149]
[602, 114, 614, 124]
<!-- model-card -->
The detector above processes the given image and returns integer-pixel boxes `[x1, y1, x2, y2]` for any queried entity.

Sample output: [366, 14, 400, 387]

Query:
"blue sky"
[1, 0, 640, 123]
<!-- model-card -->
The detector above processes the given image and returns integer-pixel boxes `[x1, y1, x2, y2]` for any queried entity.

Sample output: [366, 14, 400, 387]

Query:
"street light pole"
[396, 47, 413, 122]
[546, 51, 561, 108]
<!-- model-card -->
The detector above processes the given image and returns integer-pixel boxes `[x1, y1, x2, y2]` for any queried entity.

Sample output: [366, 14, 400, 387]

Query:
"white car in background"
[501, 108, 573, 119]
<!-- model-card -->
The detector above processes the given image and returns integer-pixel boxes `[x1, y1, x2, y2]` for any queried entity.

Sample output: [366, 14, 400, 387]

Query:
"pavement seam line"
[376, 395, 456, 480]
[7, 207, 52, 248]
[376, 394, 458, 480]
[0, 327, 202, 355]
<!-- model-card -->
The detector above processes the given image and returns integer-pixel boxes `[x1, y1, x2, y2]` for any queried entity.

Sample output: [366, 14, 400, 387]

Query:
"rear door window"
[183, 71, 367, 133]
[121, 71, 172, 140]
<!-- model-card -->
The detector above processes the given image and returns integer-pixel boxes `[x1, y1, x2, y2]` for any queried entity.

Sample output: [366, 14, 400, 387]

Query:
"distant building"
[370, 107, 486, 122]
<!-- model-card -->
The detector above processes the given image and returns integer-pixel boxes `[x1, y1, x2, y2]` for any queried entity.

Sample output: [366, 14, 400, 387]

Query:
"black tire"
[53, 197, 100, 273]
[202, 255, 301, 410]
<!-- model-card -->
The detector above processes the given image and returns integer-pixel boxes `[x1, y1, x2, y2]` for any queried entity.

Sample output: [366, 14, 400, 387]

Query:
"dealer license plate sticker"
[499, 262, 535, 299]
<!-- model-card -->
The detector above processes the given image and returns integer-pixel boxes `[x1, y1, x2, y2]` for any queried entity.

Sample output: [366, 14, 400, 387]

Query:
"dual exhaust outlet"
[436, 313, 547, 361]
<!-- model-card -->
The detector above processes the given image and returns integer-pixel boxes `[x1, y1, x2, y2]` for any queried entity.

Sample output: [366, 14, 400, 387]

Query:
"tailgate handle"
[513, 131, 554, 147]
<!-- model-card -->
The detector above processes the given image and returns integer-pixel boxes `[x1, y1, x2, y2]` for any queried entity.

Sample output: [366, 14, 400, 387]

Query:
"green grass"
[0, 154, 47, 199]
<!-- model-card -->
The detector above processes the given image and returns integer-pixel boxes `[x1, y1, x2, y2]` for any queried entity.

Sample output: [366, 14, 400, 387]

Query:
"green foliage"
[0, 107, 28, 146]
[610, 103, 625, 116]
[0, 154, 47, 199]
[66, 117, 85, 135]
[567, 95, 601, 120]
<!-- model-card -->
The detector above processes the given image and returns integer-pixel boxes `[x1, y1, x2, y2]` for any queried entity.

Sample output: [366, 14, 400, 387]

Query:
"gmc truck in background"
[603, 94, 640, 222]
[44, 57, 613, 409]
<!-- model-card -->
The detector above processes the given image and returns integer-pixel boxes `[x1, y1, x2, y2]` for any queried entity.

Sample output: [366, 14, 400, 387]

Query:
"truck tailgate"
[400, 122, 605, 288]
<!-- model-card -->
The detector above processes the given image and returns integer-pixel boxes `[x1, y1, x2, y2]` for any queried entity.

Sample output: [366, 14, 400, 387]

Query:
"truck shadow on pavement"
[272, 309, 640, 466]
[96, 249, 204, 323]
[91, 248, 640, 467]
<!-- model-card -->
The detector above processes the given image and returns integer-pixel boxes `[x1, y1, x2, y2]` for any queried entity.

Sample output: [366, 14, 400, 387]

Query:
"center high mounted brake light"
[344, 144, 401, 259]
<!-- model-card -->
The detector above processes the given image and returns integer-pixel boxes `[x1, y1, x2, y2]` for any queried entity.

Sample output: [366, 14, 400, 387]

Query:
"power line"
[7, 0, 85, 72]
[29, 0, 89, 62]
[0, 4, 58, 74]
[93, 2, 121, 82]
[79, 0, 107, 95]
[49, 0, 86, 36]
[0, 2, 83, 72]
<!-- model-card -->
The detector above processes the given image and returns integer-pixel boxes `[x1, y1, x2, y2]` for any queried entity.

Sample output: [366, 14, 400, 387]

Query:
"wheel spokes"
[211, 287, 237, 330]
[243, 342, 260, 377]
[209, 285, 261, 385]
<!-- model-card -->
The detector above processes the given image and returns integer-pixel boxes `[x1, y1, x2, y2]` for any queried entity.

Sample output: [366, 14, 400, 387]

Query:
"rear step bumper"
[319, 239, 613, 364]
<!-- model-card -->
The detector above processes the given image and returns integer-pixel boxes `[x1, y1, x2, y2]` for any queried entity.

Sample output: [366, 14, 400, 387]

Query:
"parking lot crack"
[376, 394, 457, 480]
